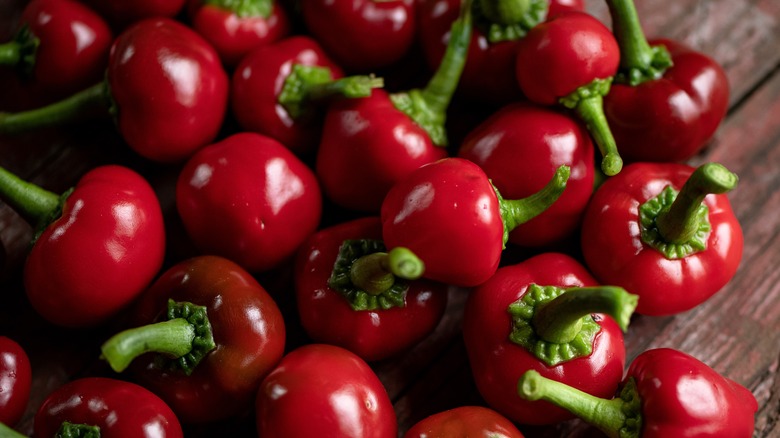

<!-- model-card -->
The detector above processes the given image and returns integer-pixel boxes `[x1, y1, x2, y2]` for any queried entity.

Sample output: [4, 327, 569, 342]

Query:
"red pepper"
[81, 0, 187, 29]
[0, 336, 31, 427]
[404, 406, 525, 438]
[186, 0, 291, 67]
[294, 216, 448, 362]
[462, 252, 636, 425]
[458, 101, 595, 248]
[602, 0, 729, 163]
[314, 0, 473, 212]
[256, 343, 397, 437]
[0, 164, 165, 328]
[100, 255, 286, 423]
[515, 10, 623, 176]
[0, 0, 113, 102]
[517, 347, 758, 437]
[300, 0, 416, 72]
[381, 157, 569, 287]
[0, 18, 229, 163]
[580, 162, 743, 316]
[231, 35, 383, 157]
[417, 0, 584, 105]
[176, 132, 322, 273]
[33, 377, 183, 437]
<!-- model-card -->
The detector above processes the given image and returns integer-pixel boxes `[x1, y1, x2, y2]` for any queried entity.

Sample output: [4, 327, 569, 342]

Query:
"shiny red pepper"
[381, 157, 569, 287]
[256, 343, 397, 437]
[458, 101, 595, 248]
[515, 10, 623, 176]
[580, 162, 743, 316]
[0, 17, 229, 163]
[300, 0, 416, 72]
[463, 252, 636, 425]
[0, 164, 165, 328]
[176, 132, 322, 273]
[33, 377, 183, 437]
[0, 336, 31, 427]
[518, 347, 758, 437]
[404, 406, 525, 438]
[100, 255, 286, 423]
[602, 0, 729, 163]
[294, 216, 448, 362]
[0, 0, 113, 102]
[186, 0, 291, 67]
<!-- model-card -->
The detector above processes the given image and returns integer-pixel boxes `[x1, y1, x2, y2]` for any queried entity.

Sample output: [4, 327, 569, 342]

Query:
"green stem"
[0, 422, 28, 438]
[533, 286, 637, 343]
[349, 247, 425, 295]
[0, 165, 62, 228]
[385, 246, 425, 280]
[498, 164, 570, 246]
[204, 0, 273, 18]
[479, 0, 531, 25]
[57, 422, 100, 438]
[655, 162, 738, 244]
[0, 81, 110, 134]
[0, 41, 22, 65]
[306, 75, 384, 102]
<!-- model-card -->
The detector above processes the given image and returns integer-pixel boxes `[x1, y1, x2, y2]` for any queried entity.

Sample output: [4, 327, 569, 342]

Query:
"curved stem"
[350, 252, 396, 295]
[571, 88, 623, 176]
[533, 286, 637, 343]
[100, 318, 196, 373]
[0, 165, 61, 227]
[655, 162, 737, 243]
[0, 81, 110, 134]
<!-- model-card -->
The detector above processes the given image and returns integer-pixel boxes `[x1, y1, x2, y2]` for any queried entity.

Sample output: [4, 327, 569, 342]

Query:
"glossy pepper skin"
[518, 348, 758, 438]
[404, 406, 525, 438]
[300, 0, 416, 72]
[256, 343, 397, 437]
[0, 164, 166, 328]
[294, 216, 448, 362]
[0, 336, 31, 427]
[458, 102, 594, 248]
[100, 255, 286, 423]
[34, 377, 183, 437]
[176, 132, 322, 273]
[463, 252, 632, 425]
[580, 162, 743, 316]
[186, 0, 291, 67]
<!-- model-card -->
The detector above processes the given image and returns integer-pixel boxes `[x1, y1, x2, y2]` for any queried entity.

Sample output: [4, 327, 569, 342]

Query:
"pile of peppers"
[0, 0, 759, 436]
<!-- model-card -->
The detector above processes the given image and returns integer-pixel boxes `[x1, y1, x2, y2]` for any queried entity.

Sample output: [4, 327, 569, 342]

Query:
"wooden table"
[1, 0, 778, 436]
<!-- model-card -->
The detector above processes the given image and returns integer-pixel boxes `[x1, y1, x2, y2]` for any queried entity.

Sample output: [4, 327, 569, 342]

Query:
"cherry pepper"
[381, 157, 570, 287]
[0, 18, 229, 163]
[294, 216, 448, 362]
[458, 101, 595, 248]
[580, 162, 743, 316]
[231, 35, 382, 157]
[33, 377, 183, 437]
[0, 336, 31, 428]
[100, 255, 286, 423]
[176, 132, 322, 273]
[602, 0, 729, 163]
[186, 0, 291, 67]
[462, 252, 637, 425]
[256, 343, 397, 437]
[404, 406, 525, 438]
[515, 10, 623, 176]
[0, 0, 113, 102]
[517, 347, 758, 437]
[314, 0, 474, 213]
[0, 164, 165, 328]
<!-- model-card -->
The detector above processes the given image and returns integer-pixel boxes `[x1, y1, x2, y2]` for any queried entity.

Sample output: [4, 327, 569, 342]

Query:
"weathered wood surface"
[1, 0, 779, 436]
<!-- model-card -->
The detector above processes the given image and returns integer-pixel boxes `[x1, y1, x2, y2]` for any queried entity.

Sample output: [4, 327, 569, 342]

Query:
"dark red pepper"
[100, 255, 286, 423]
[404, 406, 525, 438]
[515, 10, 623, 176]
[176, 132, 322, 273]
[580, 162, 743, 316]
[517, 347, 758, 437]
[294, 216, 448, 362]
[463, 252, 636, 425]
[0, 336, 31, 428]
[0, 164, 166, 328]
[602, 0, 729, 163]
[33, 377, 183, 437]
[0, 17, 229, 163]
[230, 35, 382, 157]
[186, 0, 292, 67]
[81, 0, 187, 29]
[458, 101, 595, 248]
[256, 343, 397, 437]
[381, 157, 569, 287]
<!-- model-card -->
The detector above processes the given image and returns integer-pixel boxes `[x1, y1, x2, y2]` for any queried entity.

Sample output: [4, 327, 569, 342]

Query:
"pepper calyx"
[473, 0, 548, 43]
[615, 43, 673, 86]
[203, 0, 273, 18]
[0, 24, 39, 74]
[390, 89, 447, 146]
[56, 422, 101, 438]
[163, 299, 216, 375]
[616, 378, 643, 438]
[640, 186, 711, 259]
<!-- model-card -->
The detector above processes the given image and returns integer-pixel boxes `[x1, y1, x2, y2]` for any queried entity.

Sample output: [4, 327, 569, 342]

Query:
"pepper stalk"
[475, 0, 548, 42]
[0, 165, 71, 240]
